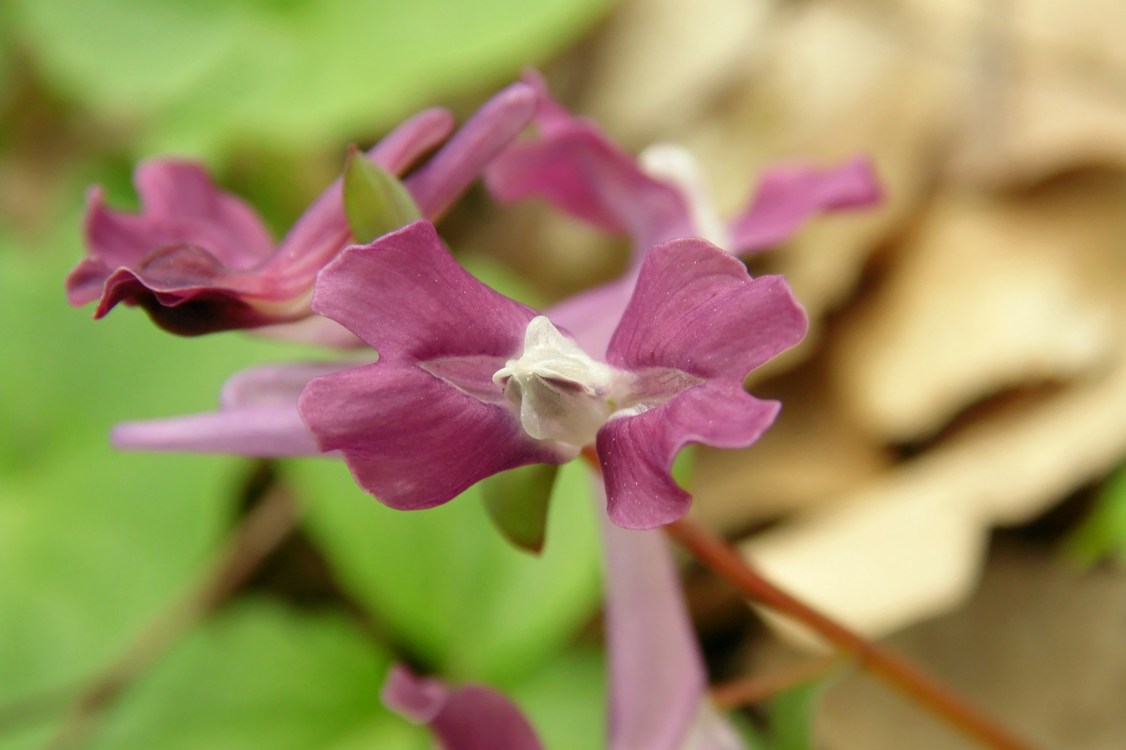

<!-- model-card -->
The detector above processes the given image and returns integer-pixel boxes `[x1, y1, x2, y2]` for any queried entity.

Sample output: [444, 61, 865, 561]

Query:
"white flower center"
[493, 316, 628, 446]
[640, 143, 730, 249]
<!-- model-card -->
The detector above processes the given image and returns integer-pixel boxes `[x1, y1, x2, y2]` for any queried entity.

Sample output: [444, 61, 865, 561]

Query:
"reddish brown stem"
[665, 517, 1036, 750]
[710, 654, 844, 710]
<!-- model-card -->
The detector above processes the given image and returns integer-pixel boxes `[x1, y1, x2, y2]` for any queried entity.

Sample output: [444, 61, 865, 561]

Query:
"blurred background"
[2, 0, 1125, 748]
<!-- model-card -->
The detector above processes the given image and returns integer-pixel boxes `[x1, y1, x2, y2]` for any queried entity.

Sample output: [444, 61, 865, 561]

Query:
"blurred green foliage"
[1063, 464, 1126, 567]
[9, 0, 608, 158]
[290, 458, 602, 686]
[0, 0, 612, 746]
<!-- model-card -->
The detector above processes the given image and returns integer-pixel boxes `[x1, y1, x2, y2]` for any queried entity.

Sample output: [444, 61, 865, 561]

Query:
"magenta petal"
[608, 238, 808, 380]
[728, 156, 882, 255]
[485, 79, 691, 252]
[298, 361, 565, 510]
[487, 128, 689, 247]
[601, 516, 707, 750]
[269, 107, 456, 286]
[311, 221, 537, 361]
[383, 665, 544, 750]
[69, 160, 275, 308]
[599, 384, 780, 529]
[89, 160, 273, 268]
[406, 82, 537, 220]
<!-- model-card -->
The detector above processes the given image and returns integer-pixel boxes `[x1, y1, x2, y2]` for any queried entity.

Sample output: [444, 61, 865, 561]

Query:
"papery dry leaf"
[813, 543, 1126, 750]
[832, 177, 1123, 442]
[742, 307, 1126, 645]
[694, 359, 892, 530]
[580, 0, 777, 146]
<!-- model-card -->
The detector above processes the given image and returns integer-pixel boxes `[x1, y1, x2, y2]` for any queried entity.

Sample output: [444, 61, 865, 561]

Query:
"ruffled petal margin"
[597, 383, 780, 529]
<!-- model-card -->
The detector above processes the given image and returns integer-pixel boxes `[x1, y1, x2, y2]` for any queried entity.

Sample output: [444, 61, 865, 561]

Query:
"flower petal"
[601, 516, 707, 749]
[406, 82, 537, 220]
[728, 156, 882, 255]
[269, 107, 456, 288]
[607, 238, 808, 380]
[544, 274, 636, 358]
[298, 360, 568, 510]
[92, 244, 278, 335]
[311, 220, 538, 361]
[112, 407, 318, 456]
[486, 75, 690, 253]
[598, 383, 780, 529]
[70, 160, 275, 307]
[112, 362, 348, 455]
[383, 665, 544, 750]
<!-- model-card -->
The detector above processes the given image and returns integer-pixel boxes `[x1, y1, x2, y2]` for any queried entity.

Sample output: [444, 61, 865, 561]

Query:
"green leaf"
[510, 646, 606, 749]
[342, 146, 420, 243]
[1062, 463, 1126, 567]
[288, 459, 602, 685]
[481, 463, 560, 554]
[88, 600, 429, 750]
[766, 681, 824, 750]
[12, 0, 611, 158]
[0, 205, 333, 741]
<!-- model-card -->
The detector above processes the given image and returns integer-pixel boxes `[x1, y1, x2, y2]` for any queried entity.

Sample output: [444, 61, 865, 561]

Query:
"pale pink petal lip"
[111, 362, 351, 456]
[111, 408, 316, 457]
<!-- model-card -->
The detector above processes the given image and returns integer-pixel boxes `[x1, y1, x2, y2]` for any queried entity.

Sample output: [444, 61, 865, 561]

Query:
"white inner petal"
[493, 316, 626, 446]
[640, 143, 730, 250]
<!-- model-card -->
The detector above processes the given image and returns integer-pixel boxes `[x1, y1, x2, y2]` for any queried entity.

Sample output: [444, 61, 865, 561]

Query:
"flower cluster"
[68, 73, 879, 749]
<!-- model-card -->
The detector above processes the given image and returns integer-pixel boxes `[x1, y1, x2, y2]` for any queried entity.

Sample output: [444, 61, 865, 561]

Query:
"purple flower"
[297, 219, 806, 529]
[487, 71, 881, 260]
[382, 665, 544, 750]
[67, 83, 537, 336]
[381, 511, 746, 750]
[602, 514, 746, 750]
[486, 71, 879, 357]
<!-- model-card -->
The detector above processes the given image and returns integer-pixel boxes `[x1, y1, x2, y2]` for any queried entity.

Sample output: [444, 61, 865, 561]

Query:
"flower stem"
[710, 654, 844, 710]
[664, 517, 1036, 750]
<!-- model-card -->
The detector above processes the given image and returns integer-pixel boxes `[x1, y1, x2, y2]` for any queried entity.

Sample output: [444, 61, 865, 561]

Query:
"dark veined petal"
[70, 160, 274, 307]
[383, 665, 544, 750]
[597, 383, 780, 529]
